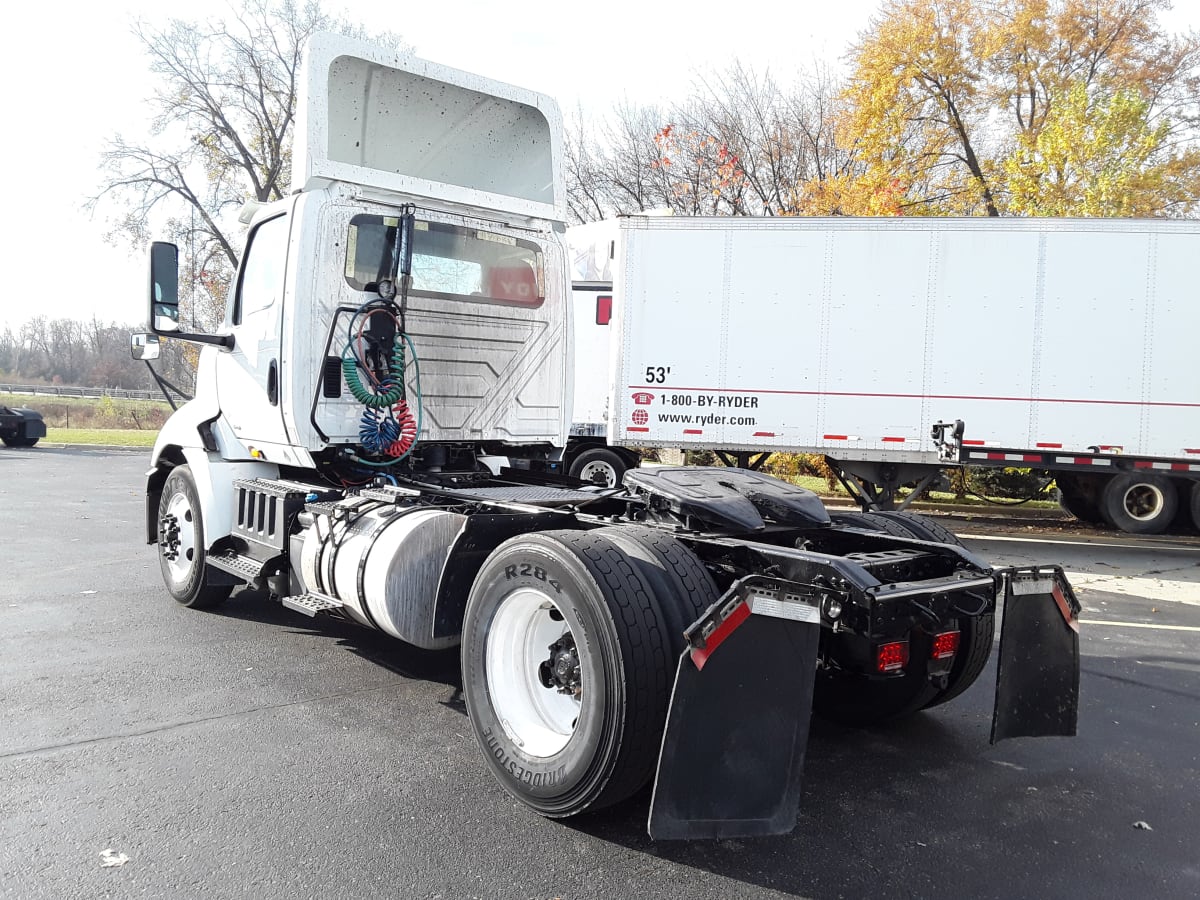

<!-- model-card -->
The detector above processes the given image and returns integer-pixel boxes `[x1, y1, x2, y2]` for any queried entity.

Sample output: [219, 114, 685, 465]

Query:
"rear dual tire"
[1100, 472, 1178, 535]
[461, 528, 715, 817]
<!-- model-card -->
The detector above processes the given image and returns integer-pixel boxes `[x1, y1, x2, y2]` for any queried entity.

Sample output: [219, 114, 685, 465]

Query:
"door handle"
[267, 359, 279, 406]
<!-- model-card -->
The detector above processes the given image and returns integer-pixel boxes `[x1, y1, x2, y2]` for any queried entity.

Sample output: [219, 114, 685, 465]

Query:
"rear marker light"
[931, 631, 960, 660]
[596, 295, 612, 325]
[876, 641, 909, 673]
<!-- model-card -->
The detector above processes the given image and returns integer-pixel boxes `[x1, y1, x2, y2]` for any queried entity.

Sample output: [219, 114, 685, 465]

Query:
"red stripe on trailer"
[882, 437, 906, 443]
[1134, 461, 1153, 469]
[824, 434, 850, 441]
[1036, 442, 1063, 448]
[626, 426, 650, 432]
[753, 431, 776, 437]
[962, 440, 987, 446]
[986, 453, 1006, 460]
[1097, 445, 1123, 452]
[691, 602, 751, 671]
[1171, 463, 1189, 472]
[1021, 454, 1042, 462]
[1073, 457, 1094, 465]
[683, 428, 703, 434]
[1185, 449, 1200, 455]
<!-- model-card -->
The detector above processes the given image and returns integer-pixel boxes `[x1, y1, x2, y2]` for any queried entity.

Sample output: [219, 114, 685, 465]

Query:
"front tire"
[1101, 472, 1177, 535]
[461, 530, 676, 817]
[157, 465, 233, 609]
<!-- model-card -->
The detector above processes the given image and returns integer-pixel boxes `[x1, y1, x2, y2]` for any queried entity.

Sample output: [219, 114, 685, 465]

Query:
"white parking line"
[1079, 619, 1200, 633]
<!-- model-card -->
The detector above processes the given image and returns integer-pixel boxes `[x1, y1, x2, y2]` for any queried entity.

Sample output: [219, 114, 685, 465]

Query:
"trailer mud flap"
[991, 566, 1080, 743]
[648, 583, 821, 840]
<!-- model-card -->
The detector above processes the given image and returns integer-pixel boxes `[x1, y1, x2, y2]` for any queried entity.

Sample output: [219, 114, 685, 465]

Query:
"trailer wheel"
[568, 448, 627, 488]
[1190, 482, 1200, 533]
[157, 465, 233, 609]
[461, 530, 674, 817]
[1101, 472, 1178, 535]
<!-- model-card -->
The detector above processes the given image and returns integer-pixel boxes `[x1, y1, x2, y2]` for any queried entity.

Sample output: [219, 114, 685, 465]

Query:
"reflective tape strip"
[1135, 460, 1195, 472]
[1055, 456, 1113, 466]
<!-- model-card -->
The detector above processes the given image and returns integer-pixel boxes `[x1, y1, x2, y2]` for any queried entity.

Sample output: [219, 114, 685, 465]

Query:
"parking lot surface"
[1, 448, 1197, 899]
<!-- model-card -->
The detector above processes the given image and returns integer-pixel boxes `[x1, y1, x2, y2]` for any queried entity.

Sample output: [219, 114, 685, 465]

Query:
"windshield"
[345, 214, 545, 308]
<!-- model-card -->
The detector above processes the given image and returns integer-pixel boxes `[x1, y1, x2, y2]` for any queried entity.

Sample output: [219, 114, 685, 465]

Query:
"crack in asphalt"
[0, 681, 400, 763]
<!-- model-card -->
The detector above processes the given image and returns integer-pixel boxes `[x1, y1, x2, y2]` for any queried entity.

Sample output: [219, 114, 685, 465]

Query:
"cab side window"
[235, 214, 290, 324]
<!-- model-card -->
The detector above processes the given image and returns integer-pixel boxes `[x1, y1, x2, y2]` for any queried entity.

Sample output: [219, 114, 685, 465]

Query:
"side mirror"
[149, 242, 181, 333]
[130, 332, 161, 361]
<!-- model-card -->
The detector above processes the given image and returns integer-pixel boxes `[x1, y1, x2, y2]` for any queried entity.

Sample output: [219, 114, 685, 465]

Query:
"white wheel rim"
[162, 492, 197, 583]
[1122, 483, 1164, 521]
[486, 588, 582, 758]
[577, 460, 617, 487]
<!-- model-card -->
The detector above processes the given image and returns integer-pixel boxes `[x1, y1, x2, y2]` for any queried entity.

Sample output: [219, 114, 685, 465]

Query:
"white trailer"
[567, 216, 1200, 535]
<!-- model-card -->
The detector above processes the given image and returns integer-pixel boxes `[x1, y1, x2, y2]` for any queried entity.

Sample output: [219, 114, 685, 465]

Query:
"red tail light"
[931, 630, 961, 660]
[596, 295, 612, 325]
[876, 641, 909, 673]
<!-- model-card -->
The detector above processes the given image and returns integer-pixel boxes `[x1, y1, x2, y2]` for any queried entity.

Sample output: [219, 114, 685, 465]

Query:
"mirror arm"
[142, 360, 193, 411]
[158, 331, 235, 348]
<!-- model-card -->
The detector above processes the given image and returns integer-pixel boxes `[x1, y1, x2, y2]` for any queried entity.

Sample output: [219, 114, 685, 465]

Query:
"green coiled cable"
[342, 339, 406, 408]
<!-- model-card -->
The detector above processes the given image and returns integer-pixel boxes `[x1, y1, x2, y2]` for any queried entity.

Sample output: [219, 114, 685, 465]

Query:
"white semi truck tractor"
[132, 34, 1081, 840]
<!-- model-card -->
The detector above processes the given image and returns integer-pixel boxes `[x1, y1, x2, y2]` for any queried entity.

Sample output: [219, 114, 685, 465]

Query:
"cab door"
[214, 211, 292, 450]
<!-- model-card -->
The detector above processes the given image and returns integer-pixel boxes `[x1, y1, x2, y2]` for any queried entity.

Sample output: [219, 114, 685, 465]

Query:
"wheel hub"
[485, 588, 583, 758]
[538, 634, 581, 696]
[160, 513, 181, 560]
[1122, 483, 1164, 521]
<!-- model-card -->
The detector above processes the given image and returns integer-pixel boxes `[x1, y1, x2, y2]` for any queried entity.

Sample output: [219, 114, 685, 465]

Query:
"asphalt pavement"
[1, 448, 1197, 899]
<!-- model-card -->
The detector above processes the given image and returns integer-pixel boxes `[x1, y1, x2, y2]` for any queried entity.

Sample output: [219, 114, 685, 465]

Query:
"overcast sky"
[0, 0, 1195, 332]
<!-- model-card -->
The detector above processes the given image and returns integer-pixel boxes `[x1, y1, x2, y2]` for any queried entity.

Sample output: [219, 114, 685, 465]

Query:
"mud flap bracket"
[991, 565, 1080, 743]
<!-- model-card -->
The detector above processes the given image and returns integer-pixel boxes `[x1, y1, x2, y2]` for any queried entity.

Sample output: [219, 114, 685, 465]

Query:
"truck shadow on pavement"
[211, 586, 464, 695]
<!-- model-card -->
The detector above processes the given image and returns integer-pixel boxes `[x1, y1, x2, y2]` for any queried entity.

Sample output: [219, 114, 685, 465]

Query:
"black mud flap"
[991, 566, 1081, 743]
[648, 579, 821, 840]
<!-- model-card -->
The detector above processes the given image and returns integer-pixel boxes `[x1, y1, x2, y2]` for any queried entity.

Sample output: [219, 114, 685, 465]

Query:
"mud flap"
[991, 566, 1081, 743]
[647, 580, 822, 840]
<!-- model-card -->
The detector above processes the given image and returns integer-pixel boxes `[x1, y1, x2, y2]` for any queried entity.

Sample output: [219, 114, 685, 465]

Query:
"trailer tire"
[1190, 481, 1200, 532]
[1056, 474, 1105, 524]
[568, 448, 627, 488]
[461, 530, 674, 817]
[157, 465, 233, 610]
[1100, 472, 1178, 535]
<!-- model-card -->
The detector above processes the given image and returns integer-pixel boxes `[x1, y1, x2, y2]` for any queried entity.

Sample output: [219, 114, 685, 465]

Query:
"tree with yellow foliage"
[842, 0, 1200, 216]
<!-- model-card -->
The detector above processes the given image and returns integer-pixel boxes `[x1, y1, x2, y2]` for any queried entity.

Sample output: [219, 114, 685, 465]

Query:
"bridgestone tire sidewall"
[159, 466, 207, 605]
[462, 537, 624, 814]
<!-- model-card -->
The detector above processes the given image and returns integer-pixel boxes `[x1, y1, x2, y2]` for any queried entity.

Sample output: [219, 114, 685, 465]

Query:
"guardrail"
[0, 383, 170, 402]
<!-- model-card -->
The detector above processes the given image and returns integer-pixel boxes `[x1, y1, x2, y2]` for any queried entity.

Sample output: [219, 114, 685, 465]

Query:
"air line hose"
[342, 340, 406, 408]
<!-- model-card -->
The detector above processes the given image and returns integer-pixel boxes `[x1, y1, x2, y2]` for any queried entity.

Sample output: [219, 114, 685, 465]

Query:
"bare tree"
[566, 61, 856, 222]
[91, 0, 405, 329]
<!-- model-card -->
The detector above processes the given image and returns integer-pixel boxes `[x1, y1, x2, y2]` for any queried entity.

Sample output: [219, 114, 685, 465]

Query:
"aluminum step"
[281, 592, 344, 617]
[207, 550, 268, 582]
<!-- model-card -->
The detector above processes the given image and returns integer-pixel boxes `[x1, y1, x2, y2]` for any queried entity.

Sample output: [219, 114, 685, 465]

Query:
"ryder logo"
[631, 392, 655, 405]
